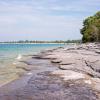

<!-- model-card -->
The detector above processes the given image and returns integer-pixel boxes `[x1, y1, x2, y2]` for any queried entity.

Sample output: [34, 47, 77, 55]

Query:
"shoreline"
[0, 43, 100, 99]
[0, 55, 32, 88]
[0, 43, 67, 44]
[31, 43, 100, 99]
[0, 45, 65, 88]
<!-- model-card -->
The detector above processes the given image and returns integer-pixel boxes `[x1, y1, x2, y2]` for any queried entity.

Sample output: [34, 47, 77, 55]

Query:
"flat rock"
[51, 70, 85, 81]
[95, 50, 100, 54]
[91, 78, 100, 92]
[90, 61, 100, 73]
[59, 65, 75, 70]
[60, 59, 76, 65]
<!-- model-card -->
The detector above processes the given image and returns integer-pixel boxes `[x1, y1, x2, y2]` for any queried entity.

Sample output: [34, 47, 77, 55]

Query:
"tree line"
[0, 40, 81, 43]
[81, 11, 100, 43]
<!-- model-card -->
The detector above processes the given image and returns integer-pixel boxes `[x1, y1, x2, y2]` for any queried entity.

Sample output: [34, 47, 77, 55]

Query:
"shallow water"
[0, 43, 65, 85]
[0, 43, 65, 62]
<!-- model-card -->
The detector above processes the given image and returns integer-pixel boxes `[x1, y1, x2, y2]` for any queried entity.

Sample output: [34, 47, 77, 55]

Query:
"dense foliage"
[81, 11, 100, 43]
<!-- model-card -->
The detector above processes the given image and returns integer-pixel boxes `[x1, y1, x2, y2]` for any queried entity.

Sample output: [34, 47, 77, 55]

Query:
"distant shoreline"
[0, 40, 81, 44]
[0, 43, 76, 44]
[0, 43, 67, 44]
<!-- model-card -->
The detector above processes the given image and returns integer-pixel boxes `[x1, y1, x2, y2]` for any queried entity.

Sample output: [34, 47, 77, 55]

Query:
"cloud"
[0, 0, 99, 41]
[0, 0, 99, 14]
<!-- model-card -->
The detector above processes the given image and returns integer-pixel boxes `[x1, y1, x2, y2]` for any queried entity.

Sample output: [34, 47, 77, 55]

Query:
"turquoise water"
[0, 43, 65, 84]
[0, 43, 65, 67]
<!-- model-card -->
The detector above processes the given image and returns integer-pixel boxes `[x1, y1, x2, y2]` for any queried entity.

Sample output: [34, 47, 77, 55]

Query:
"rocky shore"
[32, 43, 100, 99]
[0, 43, 100, 100]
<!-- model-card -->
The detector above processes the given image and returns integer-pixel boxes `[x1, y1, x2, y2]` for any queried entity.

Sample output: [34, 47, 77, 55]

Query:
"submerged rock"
[0, 71, 98, 100]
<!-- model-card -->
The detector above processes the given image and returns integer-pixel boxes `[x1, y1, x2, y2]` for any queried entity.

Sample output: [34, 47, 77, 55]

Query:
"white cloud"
[0, 14, 82, 40]
[0, 0, 99, 41]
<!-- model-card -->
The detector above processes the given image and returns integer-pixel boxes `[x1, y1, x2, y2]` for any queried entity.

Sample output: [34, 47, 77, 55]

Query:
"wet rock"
[0, 71, 98, 100]
[16, 66, 32, 71]
[16, 62, 33, 71]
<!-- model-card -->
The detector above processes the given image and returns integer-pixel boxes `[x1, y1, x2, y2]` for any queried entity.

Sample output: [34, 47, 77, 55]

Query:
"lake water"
[0, 43, 65, 85]
[0, 43, 65, 66]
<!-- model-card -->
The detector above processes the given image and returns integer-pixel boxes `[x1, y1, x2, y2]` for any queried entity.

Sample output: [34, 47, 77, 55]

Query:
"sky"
[0, 0, 100, 41]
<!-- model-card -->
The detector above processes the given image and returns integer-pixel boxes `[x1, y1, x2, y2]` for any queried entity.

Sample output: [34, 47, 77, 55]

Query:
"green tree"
[81, 11, 100, 43]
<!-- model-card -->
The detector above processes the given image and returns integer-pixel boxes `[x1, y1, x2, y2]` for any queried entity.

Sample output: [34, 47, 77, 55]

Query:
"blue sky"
[0, 0, 100, 41]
